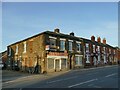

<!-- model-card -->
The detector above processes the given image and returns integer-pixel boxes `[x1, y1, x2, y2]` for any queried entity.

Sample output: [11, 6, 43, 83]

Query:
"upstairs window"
[103, 47, 106, 54]
[23, 42, 26, 53]
[86, 43, 89, 52]
[68, 40, 73, 51]
[49, 36, 57, 50]
[60, 39, 65, 51]
[50, 38, 56, 47]
[8, 47, 11, 56]
[109, 49, 111, 54]
[76, 41, 81, 52]
[114, 50, 116, 54]
[97, 46, 100, 52]
[15, 45, 18, 55]
[93, 45, 95, 53]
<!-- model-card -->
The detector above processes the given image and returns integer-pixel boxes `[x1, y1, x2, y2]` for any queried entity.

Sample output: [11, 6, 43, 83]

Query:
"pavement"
[2, 65, 120, 89]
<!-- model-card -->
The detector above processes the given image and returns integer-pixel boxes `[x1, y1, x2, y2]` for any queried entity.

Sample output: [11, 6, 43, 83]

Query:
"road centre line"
[68, 78, 98, 88]
[47, 76, 78, 84]
[105, 73, 117, 78]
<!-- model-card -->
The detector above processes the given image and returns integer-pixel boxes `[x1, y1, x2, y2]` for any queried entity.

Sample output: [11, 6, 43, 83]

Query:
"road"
[2, 65, 120, 89]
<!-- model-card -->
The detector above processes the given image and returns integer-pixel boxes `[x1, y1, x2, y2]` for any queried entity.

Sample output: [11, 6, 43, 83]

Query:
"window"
[61, 58, 67, 69]
[50, 38, 56, 48]
[60, 40, 65, 51]
[8, 47, 11, 56]
[103, 47, 106, 54]
[15, 45, 18, 54]
[114, 50, 116, 54]
[109, 49, 111, 54]
[86, 43, 89, 52]
[47, 58, 54, 69]
[97, 46, 100, 52]
[93, 45, 95, 53]
[23, 42, 26, 53]
[69, 41, 72, 51]
[75, 55, 83, 66]
[76, 42, 81, 52]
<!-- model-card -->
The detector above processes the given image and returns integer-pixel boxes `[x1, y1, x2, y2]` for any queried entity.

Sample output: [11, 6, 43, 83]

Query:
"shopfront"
[47, 52, 68, 72]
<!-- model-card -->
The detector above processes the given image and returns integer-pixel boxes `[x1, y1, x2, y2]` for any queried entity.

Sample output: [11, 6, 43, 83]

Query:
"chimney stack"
[97, 37, 101, 43]
[91, 36, 95, 41]
[54, 28, 60, 33]
[70, 32, 74, 36]
[103, 38, 106, 44]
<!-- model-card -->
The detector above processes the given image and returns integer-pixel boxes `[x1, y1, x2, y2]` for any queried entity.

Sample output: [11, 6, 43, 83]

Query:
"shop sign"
[48, 52, 68, 56]
[46, 45, 50, 50]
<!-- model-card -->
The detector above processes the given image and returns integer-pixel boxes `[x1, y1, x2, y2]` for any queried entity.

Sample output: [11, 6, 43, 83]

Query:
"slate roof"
[8, 30, 116, 49]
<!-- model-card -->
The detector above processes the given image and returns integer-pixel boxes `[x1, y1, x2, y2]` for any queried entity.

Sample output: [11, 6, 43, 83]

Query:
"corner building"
[6, 28, 118, 73]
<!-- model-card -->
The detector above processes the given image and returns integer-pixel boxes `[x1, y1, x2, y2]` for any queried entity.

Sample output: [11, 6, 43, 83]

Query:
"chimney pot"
[97, 37, 101, 43]
[103, 38, 106, 44]
[91, 36, 95, 41]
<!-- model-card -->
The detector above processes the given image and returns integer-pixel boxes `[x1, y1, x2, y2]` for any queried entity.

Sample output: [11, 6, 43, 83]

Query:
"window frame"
[15, 45, 18, 55]
[60, 38, 66, 51]
[76, 41, 81, 52]
[68, 40, 73, 51]
[23, 42, 27, 53]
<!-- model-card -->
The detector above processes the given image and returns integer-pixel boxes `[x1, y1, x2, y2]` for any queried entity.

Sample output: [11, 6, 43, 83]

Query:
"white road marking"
[105, 73, 117, 78]
[47, 76, 78, 84]
[68, 78, 98, 88]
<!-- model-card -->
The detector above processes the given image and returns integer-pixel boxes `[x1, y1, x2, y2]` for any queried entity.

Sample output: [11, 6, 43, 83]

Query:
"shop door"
[55, 59, 60, 71]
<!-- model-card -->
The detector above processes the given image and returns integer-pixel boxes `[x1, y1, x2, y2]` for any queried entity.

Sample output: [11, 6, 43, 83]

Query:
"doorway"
[54, 59, 60, 72]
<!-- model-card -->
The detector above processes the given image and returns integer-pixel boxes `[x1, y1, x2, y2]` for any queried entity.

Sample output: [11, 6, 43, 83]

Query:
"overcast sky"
[2, 2, 118, 52]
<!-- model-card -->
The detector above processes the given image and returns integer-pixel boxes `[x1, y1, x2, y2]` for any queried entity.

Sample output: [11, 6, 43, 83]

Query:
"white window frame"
[75, 55, 83, 66]
[60, 38, 65, 51]
[109, 49, 111, 54]
[23, 42, 26, 53]
[86, 43, 89, 52]
[93, 45, 95, 53]
[103, 47, 106, 54]
[15, 45, 18, 55]
[68, 40, 73, 51]
[76, 41, 81, 52]
[97, 46, 100, 52]
[49, 36, 57, 48]
[8, 47, 11, 56]
[114, 50, 116, 54]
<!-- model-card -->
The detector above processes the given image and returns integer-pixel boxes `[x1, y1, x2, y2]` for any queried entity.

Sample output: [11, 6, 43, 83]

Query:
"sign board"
[45, 45, 50, 50]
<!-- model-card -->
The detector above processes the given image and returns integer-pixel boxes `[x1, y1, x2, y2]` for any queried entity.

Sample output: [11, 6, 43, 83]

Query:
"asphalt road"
[2, 65, 120, 89]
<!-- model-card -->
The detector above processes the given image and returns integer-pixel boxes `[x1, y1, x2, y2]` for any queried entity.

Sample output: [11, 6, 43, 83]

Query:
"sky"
[2, 2, 118, 52]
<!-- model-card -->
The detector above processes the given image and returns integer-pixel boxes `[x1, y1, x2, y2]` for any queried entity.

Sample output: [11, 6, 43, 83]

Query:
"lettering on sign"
[48, 52, 68, 56]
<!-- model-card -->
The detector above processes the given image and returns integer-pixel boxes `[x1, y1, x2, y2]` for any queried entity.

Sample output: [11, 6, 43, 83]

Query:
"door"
[55, 59, 60, 71]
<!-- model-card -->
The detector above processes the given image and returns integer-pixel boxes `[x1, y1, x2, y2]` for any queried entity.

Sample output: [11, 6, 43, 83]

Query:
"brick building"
[6, 28, 119, 73]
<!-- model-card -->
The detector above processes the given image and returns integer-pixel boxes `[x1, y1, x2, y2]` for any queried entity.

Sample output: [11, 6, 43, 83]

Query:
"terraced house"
[6, 28, 118, 74]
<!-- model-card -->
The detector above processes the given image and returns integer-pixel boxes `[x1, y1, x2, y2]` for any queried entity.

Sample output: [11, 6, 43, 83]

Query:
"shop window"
[60, 40, 65, 51]
[61, 58, 67, 69]
[47, 58, 54, 69]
